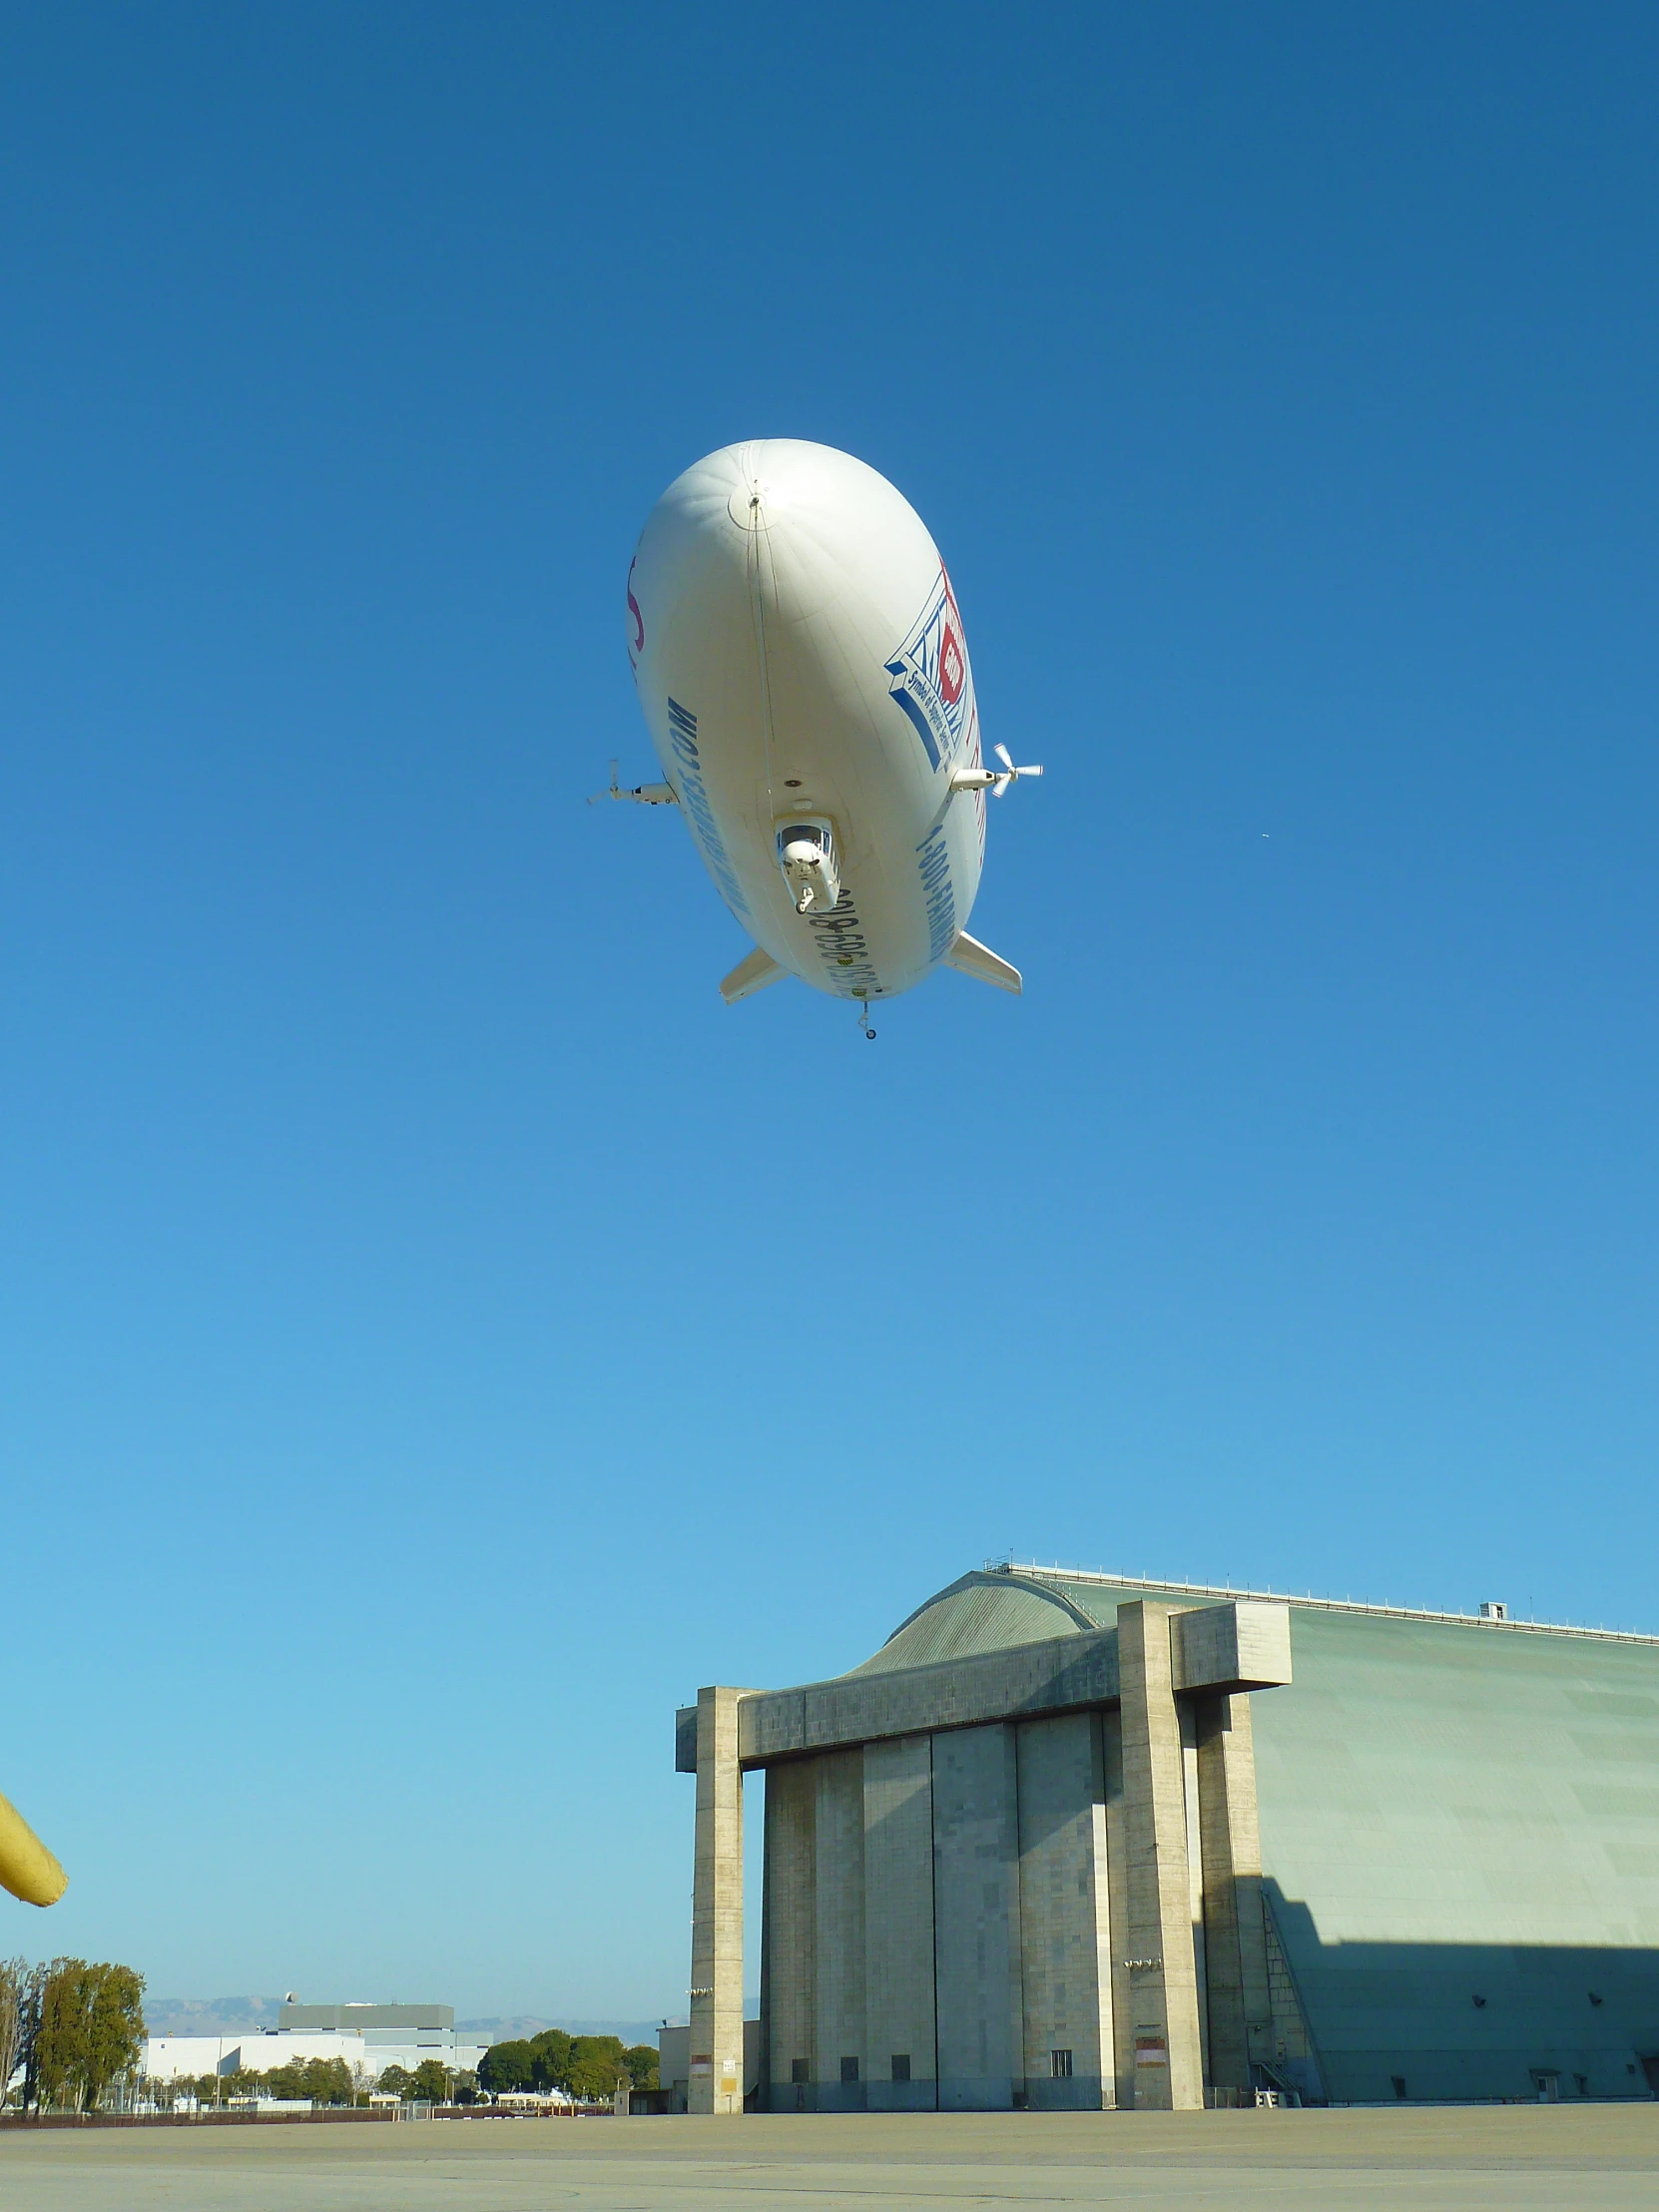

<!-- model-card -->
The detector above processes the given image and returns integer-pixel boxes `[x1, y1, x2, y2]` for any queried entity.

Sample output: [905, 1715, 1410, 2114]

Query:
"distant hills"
[457, 2017, 665, 2043]
[143, 1998, 664, 2044]
[143, 1996, 286, 2037]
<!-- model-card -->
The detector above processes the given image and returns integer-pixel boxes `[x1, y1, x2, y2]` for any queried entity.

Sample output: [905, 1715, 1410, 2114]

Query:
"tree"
[310, 2057, 355, 2106]
[258, 2055, 354, 2105]
[83, 1965, 145, 2110]
[29, 1959, 145, 2113]
[18, 1959, 49, 2111]
[408, 2058, 450, 2103]
[33, 1962, 85, 2110]
[477, 2039, 535, 2095]
[622, 2043, 659, 2090]
[529, 2028, 572, 2092]
[375, 2063, 416, 2099]
[564, 2035, 628, 2102]
[35, 1962, 87, 2111]
[0, 1957, 24, 2108]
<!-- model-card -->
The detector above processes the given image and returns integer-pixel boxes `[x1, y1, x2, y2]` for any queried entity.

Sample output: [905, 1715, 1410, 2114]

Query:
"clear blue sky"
[2, 4, 1655, 2021]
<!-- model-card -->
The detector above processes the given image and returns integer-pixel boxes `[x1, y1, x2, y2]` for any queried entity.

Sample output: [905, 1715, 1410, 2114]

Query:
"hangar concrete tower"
[675, 1566, 1659, 2111]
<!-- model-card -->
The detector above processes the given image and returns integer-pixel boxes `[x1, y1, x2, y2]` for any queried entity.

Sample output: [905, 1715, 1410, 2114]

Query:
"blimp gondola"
[604, 440, 1040, 1026]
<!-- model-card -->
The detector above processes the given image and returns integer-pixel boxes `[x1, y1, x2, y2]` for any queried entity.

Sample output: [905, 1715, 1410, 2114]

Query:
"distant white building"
[144, 2003, 488, 2085]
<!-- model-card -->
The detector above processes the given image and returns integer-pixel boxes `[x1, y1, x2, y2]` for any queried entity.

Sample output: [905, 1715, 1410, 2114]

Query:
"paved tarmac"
[4, 2107, 1658, 2211]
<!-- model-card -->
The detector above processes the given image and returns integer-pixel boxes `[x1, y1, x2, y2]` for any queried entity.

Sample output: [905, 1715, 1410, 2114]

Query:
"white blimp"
[605, 439, 1040, 1028]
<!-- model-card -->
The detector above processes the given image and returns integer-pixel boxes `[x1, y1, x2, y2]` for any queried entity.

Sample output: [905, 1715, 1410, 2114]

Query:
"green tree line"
[373, 2059, 469, 2103]
[157, 2058, 480, 2109]
[477, 2030, 657, 2101]
[197, 2056, 365, 2107]
[1, 1959, 657, 2116]
[0, 1955, 145, 2113]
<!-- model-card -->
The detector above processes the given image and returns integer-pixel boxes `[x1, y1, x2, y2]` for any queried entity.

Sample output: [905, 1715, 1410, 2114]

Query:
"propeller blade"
[994, 743, 1015, 772]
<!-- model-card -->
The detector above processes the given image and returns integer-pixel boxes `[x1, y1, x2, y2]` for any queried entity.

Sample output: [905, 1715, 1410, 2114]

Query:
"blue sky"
[1, 3, 1655, 2019]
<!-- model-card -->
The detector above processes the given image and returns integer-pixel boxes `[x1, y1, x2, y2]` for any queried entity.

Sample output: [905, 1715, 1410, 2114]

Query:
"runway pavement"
[4, 2105, 1657, 2211]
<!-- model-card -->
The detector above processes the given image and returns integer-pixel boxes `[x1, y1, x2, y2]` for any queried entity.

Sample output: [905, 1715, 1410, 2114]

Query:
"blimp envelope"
[0, 1788, 67, 1908]
[626, 440, 1031, 1007]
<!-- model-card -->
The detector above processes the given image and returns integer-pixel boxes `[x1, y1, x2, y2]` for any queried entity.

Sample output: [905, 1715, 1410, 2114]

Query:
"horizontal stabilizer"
[720, 945, 788, 1005]
[944, 930, 1022, 995]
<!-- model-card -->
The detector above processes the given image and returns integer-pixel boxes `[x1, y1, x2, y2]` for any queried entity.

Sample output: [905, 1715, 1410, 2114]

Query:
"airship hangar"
[671, 1565, 1659, 2113]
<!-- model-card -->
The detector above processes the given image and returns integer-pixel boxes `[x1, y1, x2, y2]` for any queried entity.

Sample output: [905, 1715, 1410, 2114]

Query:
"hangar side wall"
[1252, 1608, 1659, 2103]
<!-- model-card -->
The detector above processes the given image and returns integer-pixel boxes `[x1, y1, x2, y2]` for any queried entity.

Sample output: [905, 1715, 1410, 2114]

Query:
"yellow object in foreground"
[0, 1789, 67, 1907]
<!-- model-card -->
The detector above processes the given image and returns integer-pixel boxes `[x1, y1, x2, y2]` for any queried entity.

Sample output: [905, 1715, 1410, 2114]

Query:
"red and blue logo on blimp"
[884, 570, 974, 772]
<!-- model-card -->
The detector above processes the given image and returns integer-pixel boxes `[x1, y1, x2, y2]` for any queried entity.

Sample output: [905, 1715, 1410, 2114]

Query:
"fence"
[1, 2100, 621, 2130]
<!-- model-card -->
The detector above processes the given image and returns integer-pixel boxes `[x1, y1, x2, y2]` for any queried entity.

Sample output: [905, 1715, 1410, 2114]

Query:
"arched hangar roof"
[846, 1568, 1119, 1677]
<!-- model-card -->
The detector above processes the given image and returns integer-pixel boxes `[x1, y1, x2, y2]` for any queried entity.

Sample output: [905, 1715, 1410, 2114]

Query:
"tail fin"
[944, 931, 1022, 995]
[720, 946, 787, 1004]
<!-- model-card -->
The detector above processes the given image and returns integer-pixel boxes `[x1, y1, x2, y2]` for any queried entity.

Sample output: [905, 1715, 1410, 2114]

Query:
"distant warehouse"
[672, 1567, 1659, 2111]
[144, 2003, 486, 2086]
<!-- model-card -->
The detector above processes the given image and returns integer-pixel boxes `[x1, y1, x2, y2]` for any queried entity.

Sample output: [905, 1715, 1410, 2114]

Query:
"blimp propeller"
[589, 759, 678, 807]
[991, 743, 1043, 798]
[946, 743, 1044, 799]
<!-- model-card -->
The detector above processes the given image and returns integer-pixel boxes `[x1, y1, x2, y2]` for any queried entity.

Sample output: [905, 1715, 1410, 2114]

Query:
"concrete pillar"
[1179, 1700, 1211, 2084]
[1115, 1601, 1205, 2110]
[1088, 1714, 1118, 2104]
[1194, 1692, 1273, 2091]
[689, 1685, 744, 2115]
[762, 1757, 817, 2111]
[1100, 1707, 1132, 2110]
[862, 1734, 936, 2110]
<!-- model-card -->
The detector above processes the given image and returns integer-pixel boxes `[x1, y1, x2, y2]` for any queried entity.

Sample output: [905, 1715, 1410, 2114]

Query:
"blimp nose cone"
[723, 440, 790, 532]
[728, 479, 767, 531]
[656, 438, 905, 554]
[717, 439, 854, 533]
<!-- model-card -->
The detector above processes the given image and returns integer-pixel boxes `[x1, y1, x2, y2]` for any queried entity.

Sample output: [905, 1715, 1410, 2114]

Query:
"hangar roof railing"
[848, 1563, 1658, 1679]
[1005, 1562, 1659, 1647]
